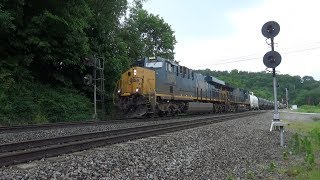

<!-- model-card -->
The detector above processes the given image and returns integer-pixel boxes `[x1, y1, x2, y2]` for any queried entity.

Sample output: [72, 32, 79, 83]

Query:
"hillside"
[196, 69, 320, 106]
[0, 1, 176, 125]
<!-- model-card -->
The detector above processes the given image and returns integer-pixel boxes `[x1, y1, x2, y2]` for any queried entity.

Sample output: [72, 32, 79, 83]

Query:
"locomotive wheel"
[168, 105, 176, 116]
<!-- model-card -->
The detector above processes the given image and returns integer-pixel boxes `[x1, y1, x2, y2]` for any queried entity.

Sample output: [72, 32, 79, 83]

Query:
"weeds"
[285, 123, 320, 179]
[268, 162, 277, 172]
[297, 105, 320, 113]
[245, 170, 255, 179]
[226, 173, 234, 180]
[283, 151, 289, 160]
[309, 127, 320, 145]
[290, 133, 315, 165]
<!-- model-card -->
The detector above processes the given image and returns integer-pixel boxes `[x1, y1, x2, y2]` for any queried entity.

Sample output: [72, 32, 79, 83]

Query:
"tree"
[122, 3, 177, 60]
[0, 0, 92, 86]
[85, 0, 130, 102]
[295, 87, 320, 105]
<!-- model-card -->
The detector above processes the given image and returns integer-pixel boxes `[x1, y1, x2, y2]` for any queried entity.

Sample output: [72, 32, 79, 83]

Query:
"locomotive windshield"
[146, 62, 163, 68]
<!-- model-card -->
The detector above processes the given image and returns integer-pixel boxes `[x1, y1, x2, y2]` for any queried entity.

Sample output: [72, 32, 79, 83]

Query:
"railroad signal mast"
[83, 55, 106, 120]
[261, 21, 287, 146]
[285, 88, 289, 109]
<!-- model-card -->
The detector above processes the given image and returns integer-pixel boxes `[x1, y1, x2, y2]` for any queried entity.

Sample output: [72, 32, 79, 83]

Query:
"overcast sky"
[143, 0, 320, 80]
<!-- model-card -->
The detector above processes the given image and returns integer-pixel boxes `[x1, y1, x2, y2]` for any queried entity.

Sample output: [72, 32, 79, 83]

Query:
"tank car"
[258, 97, 274, 110]
[115, 57, 251, 118]
[249, 94, 259, 110]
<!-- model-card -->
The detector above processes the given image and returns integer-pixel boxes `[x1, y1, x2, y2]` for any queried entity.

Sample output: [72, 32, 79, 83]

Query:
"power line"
[207, 46, 320, 66]
[202, 41, 320, 64]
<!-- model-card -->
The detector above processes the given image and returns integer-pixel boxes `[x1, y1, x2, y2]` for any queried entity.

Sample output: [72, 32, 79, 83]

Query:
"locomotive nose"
[119, 68, 142, 95]
[118, 67, 155, 96]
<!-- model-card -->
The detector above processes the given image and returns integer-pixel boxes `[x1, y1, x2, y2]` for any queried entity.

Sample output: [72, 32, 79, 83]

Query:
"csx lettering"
[130, 78, 140, 83]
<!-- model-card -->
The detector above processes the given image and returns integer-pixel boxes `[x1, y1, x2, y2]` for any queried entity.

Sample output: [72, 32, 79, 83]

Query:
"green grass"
[297, 105, 320, 113]
[287, 121, 320, 134]
[285, 166, 320, 179]
[284, 121, 320, 179]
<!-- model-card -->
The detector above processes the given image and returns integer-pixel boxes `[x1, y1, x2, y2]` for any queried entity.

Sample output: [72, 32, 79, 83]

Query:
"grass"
[268, 162, 277, 172]
[285, 165, 320, 179]
[225, 120, 320, 179]
[297, 105, 320, 113]
[287, 121, 320, 134]
[284, 120, 320, 179]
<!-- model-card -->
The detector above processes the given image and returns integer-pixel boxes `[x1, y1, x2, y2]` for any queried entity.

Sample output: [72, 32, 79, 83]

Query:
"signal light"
[83, 74, 93, 85]
[261, 21, 280, 38]
[263, 51, 282, 68]
[83, 56, 95, 67]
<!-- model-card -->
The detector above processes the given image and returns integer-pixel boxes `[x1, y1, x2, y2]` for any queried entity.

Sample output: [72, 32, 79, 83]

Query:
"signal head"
[83, 74, 93, 85]
[83, 55, 95, 67]
[262, 21, 280, 38]
[263, 51, 282, 68]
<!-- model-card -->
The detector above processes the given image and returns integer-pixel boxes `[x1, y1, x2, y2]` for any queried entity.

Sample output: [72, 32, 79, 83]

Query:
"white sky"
[144, 0, 320, 80]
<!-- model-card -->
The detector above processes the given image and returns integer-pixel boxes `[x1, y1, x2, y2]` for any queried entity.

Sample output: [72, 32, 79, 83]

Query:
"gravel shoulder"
[0, 111, 305, 179]
[279, 109, 320, 122]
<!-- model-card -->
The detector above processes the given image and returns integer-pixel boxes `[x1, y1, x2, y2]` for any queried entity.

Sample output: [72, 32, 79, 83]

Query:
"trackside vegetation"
[297, 105, 320, 113]
[0, 82, 92, 125]
[284, 120, 320, 179]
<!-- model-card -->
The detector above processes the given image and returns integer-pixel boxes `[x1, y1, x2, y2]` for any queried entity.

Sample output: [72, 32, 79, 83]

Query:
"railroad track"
[0, 114, 215, 134]
[0, 119, 133, 134]
[0, 111, 266, 134]
[0, 111, 264, 167]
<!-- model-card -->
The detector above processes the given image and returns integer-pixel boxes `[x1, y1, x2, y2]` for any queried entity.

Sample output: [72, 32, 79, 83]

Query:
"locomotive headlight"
[135, 88, 139, 92]
[133, 69, 137, 76]
[117, 89, 121, 93]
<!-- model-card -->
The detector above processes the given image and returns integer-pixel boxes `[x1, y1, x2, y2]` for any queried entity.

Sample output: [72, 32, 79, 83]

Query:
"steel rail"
[0, 111, 264, 134]
[0, 111, 263, 167]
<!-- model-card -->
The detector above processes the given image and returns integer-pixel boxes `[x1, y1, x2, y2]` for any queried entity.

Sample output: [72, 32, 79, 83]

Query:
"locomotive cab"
[118, 67, 155, 96]
[116, 66, 156, 118]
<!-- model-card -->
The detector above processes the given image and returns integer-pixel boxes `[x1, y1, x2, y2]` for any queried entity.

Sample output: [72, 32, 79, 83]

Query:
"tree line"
[197, 69, 320, 106]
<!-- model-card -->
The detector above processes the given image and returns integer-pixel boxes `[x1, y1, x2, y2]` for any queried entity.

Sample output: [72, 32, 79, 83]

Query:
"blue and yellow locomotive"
[115, 57, 256, 118]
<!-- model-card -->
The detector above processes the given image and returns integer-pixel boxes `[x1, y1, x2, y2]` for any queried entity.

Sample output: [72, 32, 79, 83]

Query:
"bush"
[0, 81, 92, 125]
[297, 105, 320, 113]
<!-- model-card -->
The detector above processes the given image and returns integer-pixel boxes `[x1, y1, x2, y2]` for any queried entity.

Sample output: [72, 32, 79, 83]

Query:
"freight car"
[115, 57, 271, 118]
[258, 97, 274, 110]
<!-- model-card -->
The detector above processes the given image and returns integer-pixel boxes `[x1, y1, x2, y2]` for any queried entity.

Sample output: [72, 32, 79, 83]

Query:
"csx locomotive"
[115, 57, 273, 118]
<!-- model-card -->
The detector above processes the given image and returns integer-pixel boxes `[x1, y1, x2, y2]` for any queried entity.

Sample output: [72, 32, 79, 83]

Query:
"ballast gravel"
[0, 115, 226, 144]
[0, 112, 295, 179]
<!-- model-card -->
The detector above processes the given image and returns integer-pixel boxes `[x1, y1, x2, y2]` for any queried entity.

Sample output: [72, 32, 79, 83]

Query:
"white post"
[93, 84, 97, 119]
[273, 69, 279, 121]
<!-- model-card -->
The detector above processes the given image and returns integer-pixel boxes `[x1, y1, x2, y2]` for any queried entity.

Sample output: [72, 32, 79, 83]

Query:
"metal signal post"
[83, 55, 106, 120]
[271, 38, 279, 121]
[262, 21, 287, 146]
[285, 88, 289, 109]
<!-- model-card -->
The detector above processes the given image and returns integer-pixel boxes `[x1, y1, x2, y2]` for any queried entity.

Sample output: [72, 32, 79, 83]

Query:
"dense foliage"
[122, 1, 177, 60]
[0, 0, 177, 125]
[0, 82, 92, 125]
[197, 69, 320, 106]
